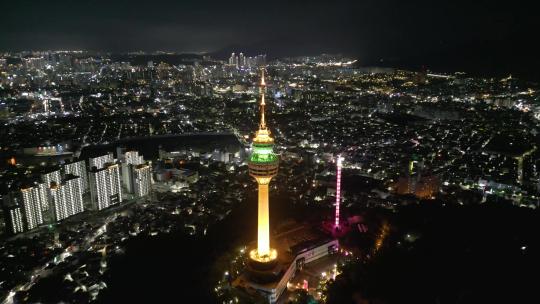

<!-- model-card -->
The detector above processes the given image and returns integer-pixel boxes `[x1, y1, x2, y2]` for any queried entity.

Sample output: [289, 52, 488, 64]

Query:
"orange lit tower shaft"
[248, 69, 279, 262]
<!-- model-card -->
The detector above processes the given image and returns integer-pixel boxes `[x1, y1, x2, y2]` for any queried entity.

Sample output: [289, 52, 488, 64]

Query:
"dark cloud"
[1, 0, 538, 77]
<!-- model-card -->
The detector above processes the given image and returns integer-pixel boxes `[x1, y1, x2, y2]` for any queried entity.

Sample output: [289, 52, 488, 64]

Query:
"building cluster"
[228, 52, 266, 68]
[0, 147, 247, 302]
[2, 150, 152, 235]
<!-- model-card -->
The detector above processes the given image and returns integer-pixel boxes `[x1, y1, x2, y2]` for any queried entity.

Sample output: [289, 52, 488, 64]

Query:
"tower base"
[233, 223, 339, 303]
[246, 248, 280, 283]
[322, 220, 351, 238]
[249, 249, 278, 269]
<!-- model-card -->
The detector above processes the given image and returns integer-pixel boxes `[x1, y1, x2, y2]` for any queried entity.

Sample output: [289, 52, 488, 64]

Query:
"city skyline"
[1, 0, 539, 79]
[1, 2, 539, 303]
[1, 49, 538, 304]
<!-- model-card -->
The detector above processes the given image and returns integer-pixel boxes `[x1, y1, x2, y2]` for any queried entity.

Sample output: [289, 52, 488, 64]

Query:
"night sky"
[1, 0, 538, 78]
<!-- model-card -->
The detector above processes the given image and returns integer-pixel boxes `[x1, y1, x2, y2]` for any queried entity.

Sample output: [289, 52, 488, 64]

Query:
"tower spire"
[259, 68, 266, 130]
[260, 94, 266, 129]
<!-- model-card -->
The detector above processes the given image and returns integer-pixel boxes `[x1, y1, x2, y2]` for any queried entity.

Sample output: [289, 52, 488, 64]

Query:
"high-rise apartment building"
[121, 150, 145, 193]
[229, 52, 236, 66]
[63, 159, 88, 191]
[41, 169, 61, 210]
[239, 52, 245, 67]
[50, 175, 85, 221]
[133, 164, 152, 198]
[20, 183, 47, 230]
[89, 153, 114, 170]
[4, 204, 24, 235]
[89, 163, 122, 210]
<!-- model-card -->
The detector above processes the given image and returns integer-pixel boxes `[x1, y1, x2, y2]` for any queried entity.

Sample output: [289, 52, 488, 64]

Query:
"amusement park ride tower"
[248, 69, 279, 264]
[322, 154, 350, 237]
[334, 155, 343, 228]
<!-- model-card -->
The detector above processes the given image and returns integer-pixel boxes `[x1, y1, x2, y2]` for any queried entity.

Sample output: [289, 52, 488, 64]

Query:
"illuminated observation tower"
[248, 69, 279, 265]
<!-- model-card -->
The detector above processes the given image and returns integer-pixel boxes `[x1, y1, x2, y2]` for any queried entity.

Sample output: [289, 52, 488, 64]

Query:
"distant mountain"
[206, 38, 354, 61]
[110, 53, 204, 66]
[365, 44, 540, 82]
[208, 38, 540, 81]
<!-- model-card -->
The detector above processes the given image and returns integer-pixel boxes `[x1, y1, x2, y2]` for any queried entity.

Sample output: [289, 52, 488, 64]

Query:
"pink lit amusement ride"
[323, 155, 350, 238]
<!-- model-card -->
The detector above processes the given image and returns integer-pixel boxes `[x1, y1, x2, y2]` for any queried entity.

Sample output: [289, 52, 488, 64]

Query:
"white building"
[5, 205, 24, 234]
[133, 164, 152, 198]
[124, 151, 144, 165]
[41, 169, 61, 211]
[121, 151, 145, 193]
[89, 153, 114, 170]
[239, 52, 245, 67]
[229, 52, 237, 66]
[50, 176, 85, 221]
[42, 169, 62, 187]
[63, 159, 88, 191]
[89, 163, 123, 210]
[20, 184, 47, 230]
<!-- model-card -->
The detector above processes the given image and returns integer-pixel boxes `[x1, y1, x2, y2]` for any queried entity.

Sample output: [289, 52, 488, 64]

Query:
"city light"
[0, 9, 538, 302]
